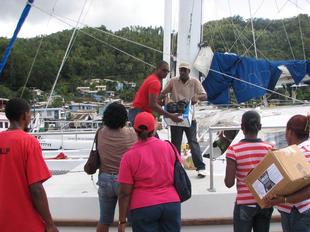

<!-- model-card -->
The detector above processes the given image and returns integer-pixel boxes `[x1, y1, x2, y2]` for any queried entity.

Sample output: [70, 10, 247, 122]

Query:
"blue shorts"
[97, 172, 119, 224]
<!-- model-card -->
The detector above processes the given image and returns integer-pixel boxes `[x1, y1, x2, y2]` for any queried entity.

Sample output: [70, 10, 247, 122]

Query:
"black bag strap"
[165, 140, 180, 161]
[92, 127, 102, 151]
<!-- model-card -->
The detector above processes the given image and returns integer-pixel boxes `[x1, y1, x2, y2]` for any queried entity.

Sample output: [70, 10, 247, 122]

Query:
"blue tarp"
[202, 52, 310, 104]
[0, 0, 34, 75]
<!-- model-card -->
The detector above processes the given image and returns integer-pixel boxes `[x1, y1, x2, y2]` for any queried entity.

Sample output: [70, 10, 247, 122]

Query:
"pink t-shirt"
[118, 137, 180, 210]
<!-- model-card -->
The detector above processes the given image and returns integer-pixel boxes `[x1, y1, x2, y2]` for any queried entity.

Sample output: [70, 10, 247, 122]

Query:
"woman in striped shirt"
[264, 114, 310, 232]
[225, 110, 274, 232]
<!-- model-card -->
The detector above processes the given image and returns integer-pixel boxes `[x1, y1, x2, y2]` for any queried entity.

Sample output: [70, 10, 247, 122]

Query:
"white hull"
[42, 104, 310, 230]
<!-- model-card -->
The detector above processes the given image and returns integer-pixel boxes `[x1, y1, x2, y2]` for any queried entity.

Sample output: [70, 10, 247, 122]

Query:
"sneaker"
[197, 170, 207, 178]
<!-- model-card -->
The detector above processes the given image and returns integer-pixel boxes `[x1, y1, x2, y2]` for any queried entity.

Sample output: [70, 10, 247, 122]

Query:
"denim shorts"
[97, 172, 119, 224]
[233, 203, 273, 232]
[280, 207, 310, 232]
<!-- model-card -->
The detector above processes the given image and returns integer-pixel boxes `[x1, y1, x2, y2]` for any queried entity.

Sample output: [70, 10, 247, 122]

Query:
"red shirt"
[132, 73, 161, 113]
[0, 130, 51, 232]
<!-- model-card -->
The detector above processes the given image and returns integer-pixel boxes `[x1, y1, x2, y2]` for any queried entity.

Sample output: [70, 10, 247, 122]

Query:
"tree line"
[0, 14, 308, 103]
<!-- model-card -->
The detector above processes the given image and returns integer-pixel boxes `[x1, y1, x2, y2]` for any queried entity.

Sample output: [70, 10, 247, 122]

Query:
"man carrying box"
[161, 62, 208, 177]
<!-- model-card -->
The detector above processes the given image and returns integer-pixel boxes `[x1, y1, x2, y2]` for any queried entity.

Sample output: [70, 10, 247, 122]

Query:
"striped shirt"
[277, 140, 310, 214]
[226, 139, 273, 205]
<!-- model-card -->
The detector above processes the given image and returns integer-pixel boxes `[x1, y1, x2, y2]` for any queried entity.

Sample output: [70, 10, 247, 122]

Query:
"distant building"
[115, 82, 124, 91]
[77, 87, 90, 94]
[68, 102, 98, 112]
[103, 78, 114, 83]
[90, 79, 101, 84]
[95, 85, 107, 91]
[32, 107, 66, 120]
[31, 88, 44, 96]
[0, 98, 9, 110]
[124, 81, 136, 88]
[106, 91, 115, 97]
[0, 112, 9, 132]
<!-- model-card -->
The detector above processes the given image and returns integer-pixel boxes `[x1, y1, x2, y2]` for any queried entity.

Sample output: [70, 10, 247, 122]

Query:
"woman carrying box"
[224, 110, 274, 232]
[264, 114, 310, 232]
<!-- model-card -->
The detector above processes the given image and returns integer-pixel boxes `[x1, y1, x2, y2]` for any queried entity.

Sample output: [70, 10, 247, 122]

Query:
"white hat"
[179, 62, 190, 69]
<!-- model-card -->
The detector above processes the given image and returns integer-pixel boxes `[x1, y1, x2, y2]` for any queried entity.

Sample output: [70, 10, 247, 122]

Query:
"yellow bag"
[183, 156, 196, 170]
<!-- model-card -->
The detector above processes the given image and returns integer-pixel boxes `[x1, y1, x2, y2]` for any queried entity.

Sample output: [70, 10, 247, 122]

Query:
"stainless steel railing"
[206, 125, 286, 192]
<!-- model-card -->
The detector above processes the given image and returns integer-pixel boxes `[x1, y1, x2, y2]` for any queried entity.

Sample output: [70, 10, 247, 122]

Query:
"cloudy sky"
[0, 0, 309, 38]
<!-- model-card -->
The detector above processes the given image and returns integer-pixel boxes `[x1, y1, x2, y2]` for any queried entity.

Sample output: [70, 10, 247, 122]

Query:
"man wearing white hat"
[162, 62, 208, 177]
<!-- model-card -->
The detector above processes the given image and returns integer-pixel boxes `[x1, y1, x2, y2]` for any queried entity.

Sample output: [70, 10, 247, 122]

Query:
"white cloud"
[0, 0, 308, 38]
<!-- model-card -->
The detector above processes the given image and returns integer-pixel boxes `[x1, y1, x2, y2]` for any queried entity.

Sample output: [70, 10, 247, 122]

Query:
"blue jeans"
[170, 120, 205, 170]
[280, 208, 310, 232]
[97, 172, 119, 224]
[130, 202, 181, 232]
[233, 204, 273, 232]
[128, 108, 143, 126]
[128, 108, 159, 138]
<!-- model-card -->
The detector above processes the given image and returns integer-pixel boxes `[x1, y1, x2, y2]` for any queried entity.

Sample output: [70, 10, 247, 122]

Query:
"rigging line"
[79, 30, 156, 68]
[20, 0, 60, 98]
[206, 0, 217, 48]
[242, 0, 291, 56]
[297, 13, 307, 60]
[32, 4, 168, 57]
[217, 25, 229, 51]
[228, 20, 268, 59]
[210, 0, 228, 51]
[275, 0, 296, 59]
[229, 0, 267, 52]
[226, 0, 267, 58]
[32, 5, 159, 68]
[45, 8, 156, 68]
[248, 0, 258, 58]
[275, 0, 295, 60]
[288, 0, 307, 9]
[46, 0, 89, 109]
[20, 37, 44, 98]
[65, 0, 94, 62]
[208, 68, 305, 104]
[227, 0, 241, 54]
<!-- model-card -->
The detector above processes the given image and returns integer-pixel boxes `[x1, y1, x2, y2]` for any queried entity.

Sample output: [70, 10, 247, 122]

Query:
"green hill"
[0, 14, 308, 102]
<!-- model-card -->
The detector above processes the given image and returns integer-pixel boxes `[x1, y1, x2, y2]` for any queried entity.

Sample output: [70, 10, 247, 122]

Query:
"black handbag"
[84, 128, 101, 175]
[166, 141, 192, 202]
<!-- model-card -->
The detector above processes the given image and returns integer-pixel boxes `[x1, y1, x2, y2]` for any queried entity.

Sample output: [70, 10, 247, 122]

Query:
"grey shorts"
[97, 172, 119, 224]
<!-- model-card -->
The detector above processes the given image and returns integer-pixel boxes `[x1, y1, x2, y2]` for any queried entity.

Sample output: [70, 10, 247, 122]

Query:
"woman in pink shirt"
[118, 112, 181, 232]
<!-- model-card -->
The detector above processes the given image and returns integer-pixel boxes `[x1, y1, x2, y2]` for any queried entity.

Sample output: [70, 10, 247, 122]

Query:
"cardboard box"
[164, 102, 193, 127]
[245, 145, 310, 208]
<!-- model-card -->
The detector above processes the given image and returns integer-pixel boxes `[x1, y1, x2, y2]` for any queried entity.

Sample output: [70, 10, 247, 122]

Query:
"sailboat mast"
[177, 0, 202, 78]
[163, 0, 173, 88]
